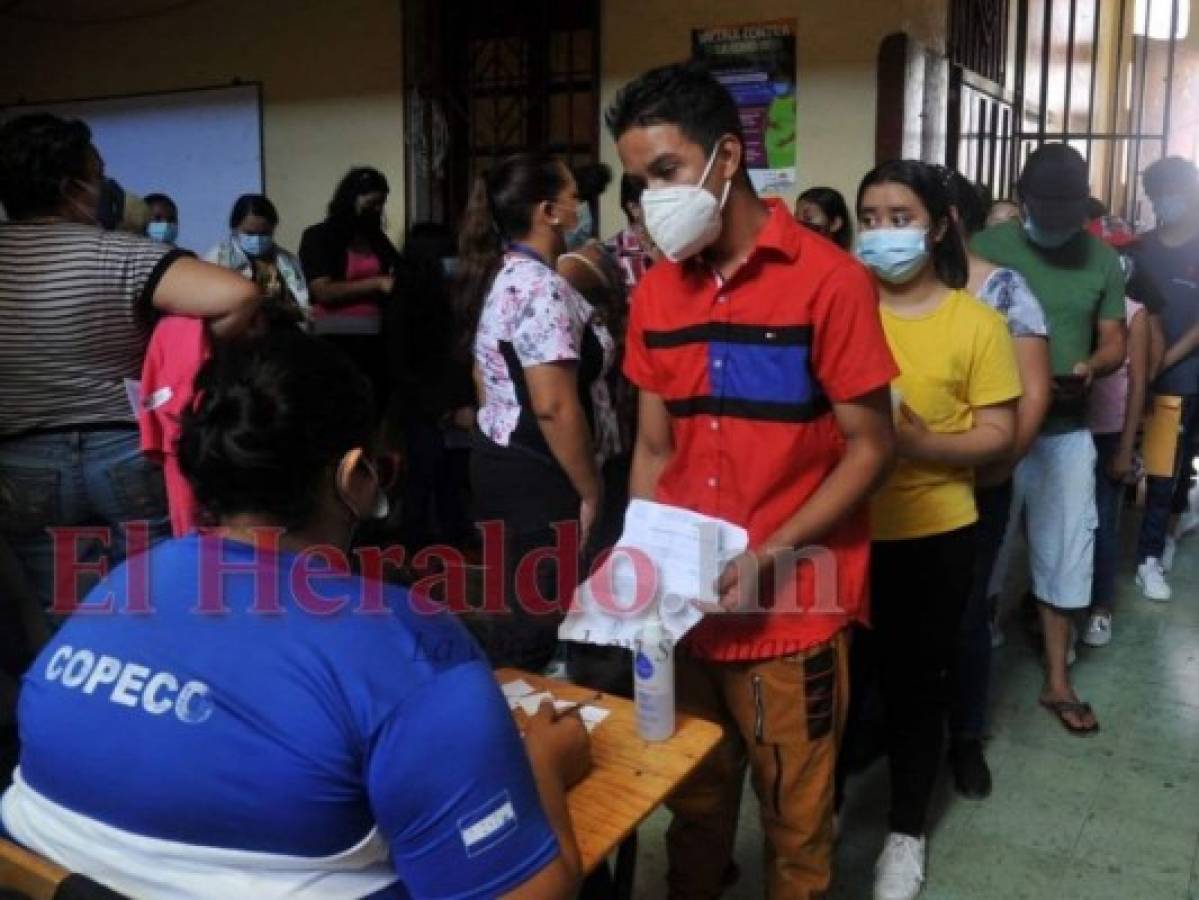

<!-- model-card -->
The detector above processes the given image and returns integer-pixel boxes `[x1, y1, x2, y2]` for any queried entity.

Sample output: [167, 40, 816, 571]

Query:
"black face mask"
[356, 208, 382, 232]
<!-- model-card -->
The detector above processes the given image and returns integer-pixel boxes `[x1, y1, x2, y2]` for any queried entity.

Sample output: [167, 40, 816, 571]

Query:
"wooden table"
[495, 668, 723, 892]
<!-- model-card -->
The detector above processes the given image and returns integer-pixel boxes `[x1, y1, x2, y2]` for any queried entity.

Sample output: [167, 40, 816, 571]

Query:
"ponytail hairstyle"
[935, 165, 989, 238]
[856, 160, 969, 290]
[455, 152, 569, 355]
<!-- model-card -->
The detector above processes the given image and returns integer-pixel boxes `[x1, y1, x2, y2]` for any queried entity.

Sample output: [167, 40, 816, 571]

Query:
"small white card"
[513, 692, 555, 716]
[501, 679, 535, 700]
[123, 379, 143, 418]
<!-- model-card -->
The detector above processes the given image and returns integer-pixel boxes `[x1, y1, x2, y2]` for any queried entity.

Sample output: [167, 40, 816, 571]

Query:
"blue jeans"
[1092, 432, 1125, 610]
[950, 479, 1013, 740]
[0, 428, 170, 611]
[1137, 394, 1198, 562]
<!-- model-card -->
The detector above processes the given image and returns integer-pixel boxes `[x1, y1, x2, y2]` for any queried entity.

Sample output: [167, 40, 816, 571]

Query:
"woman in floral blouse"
[457, 152, 616, 672]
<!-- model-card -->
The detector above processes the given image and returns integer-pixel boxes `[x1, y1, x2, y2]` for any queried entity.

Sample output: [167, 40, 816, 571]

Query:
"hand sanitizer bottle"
[634, 613, 675, 741]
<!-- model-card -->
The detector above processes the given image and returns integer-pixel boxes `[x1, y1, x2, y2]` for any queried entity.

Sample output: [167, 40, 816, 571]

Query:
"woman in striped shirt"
[0, 113, 260, 620]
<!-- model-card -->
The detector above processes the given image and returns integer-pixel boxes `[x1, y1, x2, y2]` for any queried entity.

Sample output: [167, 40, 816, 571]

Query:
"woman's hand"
[1072, 360, 1095, 387]
[1106, 447, 1135, 484]
[451, 406, 476, 432]
[524, 702, 592, 790]
[895, 402, 931, 460]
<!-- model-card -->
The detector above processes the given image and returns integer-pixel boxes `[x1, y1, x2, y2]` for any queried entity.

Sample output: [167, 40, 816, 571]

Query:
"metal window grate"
[402, 0, 600, 228]
[949, 0, 1011, 84]
[948, 0, 1186, 222]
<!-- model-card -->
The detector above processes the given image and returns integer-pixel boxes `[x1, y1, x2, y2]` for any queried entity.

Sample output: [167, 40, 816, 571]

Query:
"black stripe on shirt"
[644, 323, 813, 349]
[664, 394, 831, 423]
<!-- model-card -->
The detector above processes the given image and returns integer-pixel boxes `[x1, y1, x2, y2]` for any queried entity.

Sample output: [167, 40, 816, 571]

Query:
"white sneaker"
[1162, 536, 1177, 573]
[874, 833, 926, 900]
[1136, 558, 1173, 602]
[1083, 611, 1112, 648]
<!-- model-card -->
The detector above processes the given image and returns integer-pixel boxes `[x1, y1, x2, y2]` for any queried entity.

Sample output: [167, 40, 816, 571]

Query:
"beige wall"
[0, 0, 405, 249]
[598, 0, 948, 229]
[0, 0, 949, 239]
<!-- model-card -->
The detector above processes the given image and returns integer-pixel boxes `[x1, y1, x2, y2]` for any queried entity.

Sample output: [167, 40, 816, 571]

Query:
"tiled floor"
[632, 515, 1199, 899]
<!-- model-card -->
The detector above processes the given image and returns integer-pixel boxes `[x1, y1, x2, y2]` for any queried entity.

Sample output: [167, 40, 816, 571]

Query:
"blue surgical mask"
[1153, 195, 1188, 227]
[237, 232, 273, 258]
[564, 204, 594, 251]
[147, 221, 178, 244]
[1023, 217, 1078, 249]
[855, 227, 930, 284]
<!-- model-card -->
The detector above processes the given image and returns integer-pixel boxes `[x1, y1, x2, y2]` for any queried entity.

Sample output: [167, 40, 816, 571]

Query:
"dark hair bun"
[178, 331, 374, 527]
[0, 113, 94, 219]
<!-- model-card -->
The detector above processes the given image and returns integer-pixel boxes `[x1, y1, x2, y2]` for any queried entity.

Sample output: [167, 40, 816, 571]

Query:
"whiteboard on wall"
[2, 84, 263, 254]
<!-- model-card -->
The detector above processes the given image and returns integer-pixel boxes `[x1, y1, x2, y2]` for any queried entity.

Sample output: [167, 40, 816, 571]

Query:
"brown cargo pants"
[665, 631, 849, 899]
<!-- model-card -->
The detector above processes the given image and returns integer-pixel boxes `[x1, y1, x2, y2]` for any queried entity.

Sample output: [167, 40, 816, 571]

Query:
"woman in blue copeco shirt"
[2, 329, 590, 900]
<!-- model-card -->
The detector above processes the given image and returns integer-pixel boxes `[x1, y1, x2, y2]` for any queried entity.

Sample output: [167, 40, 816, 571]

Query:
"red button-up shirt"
[623, 200, 898, 660]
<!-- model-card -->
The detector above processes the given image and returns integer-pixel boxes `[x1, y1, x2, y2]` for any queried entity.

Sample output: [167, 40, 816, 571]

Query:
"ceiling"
[0, 0, 204, 25]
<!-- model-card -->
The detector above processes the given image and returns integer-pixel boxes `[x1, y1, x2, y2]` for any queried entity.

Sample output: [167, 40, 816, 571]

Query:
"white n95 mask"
[640, 143, 731, 262]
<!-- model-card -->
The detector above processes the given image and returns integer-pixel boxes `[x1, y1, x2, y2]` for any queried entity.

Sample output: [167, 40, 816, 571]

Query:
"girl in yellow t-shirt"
[846, 160, 1022, 900]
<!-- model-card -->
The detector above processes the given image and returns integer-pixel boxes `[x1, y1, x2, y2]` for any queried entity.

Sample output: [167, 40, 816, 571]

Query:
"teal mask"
[855, 227, 930, 284]
[1153, 195, 1188, 227]
[564, 204, 594, 251]
[147, 222, 178, 244]
[237, 232, 274, 258]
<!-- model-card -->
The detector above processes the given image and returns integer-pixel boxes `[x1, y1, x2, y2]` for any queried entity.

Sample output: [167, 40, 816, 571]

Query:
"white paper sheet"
[501, 679, 536, 700]
[547, 700, 609, 732]
[578, 706, 611, 733]
[513, 691, 555, 716]
[559, 499, 748, 647]
[507, 692, 612, 733]
[123, 379, 143, 418]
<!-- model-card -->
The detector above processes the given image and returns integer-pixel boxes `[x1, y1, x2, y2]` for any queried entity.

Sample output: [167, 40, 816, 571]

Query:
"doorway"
[402, 0, 601, 230]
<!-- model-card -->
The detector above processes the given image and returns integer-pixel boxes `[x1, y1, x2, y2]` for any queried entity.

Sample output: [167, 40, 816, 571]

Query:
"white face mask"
[337, 458, 390, 522]
[640, 143, 732, 262]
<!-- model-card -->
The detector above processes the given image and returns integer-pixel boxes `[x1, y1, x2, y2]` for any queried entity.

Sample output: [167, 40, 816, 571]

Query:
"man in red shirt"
[607, 63, 898, 898]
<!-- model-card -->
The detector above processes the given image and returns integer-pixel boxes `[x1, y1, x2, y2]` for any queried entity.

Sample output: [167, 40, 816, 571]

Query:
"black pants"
[950, 481, 1013, 739]
[469, 435, 579, 673]
[565, 451, 635, 697]
[853, 525, 976, 836]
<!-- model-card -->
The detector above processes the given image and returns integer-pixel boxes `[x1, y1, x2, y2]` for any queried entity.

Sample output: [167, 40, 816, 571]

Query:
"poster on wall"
[691, 19, 797, 195]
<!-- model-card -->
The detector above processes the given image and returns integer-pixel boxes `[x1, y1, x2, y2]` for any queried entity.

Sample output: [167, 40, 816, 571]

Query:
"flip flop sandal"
[1039, 698, 1100, 736]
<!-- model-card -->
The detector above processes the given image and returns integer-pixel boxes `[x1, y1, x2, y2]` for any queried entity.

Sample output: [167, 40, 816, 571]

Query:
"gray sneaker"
[1082, 611, 1112, 648]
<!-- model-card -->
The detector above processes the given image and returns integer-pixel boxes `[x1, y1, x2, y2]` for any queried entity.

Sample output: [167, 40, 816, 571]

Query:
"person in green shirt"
[971, 143, 1126, 736]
